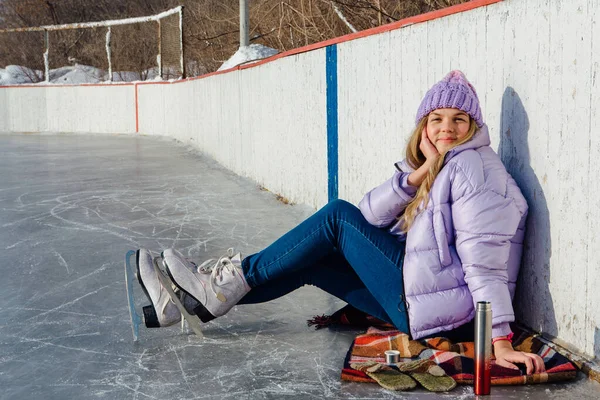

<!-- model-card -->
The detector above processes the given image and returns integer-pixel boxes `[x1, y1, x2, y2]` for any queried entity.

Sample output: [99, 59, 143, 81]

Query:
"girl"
[134, 71, 545, 374]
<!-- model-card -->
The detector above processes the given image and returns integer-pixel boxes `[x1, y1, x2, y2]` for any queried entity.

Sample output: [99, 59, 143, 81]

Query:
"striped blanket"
[341, 326, 577, 385]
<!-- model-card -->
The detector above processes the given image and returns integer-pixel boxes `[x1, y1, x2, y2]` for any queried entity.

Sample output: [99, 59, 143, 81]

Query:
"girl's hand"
[419, 128, 440, 163]
[494, 344, 546, 375]
[407, 128, 442, 187]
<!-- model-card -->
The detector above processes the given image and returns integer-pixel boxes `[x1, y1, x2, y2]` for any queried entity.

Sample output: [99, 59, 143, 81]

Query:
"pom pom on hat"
[415, 70, 484, 128]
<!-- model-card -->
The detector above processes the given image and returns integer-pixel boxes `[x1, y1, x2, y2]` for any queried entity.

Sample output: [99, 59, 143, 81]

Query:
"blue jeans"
[239, 199, 409, 334]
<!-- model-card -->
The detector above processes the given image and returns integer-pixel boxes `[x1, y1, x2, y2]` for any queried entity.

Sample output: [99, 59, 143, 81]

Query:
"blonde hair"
[401, 116, 478, 232]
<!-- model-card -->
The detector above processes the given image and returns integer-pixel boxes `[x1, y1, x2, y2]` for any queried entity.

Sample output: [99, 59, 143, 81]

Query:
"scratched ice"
[0, 134, 598, 399]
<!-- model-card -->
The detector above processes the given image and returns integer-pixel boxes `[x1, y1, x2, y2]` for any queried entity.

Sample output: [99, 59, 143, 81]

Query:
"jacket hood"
[444, 123, 491, 164]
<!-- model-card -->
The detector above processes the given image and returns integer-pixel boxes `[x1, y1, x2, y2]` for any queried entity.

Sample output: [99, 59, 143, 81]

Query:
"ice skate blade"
[125, 250, 143, 342]
[152, 257, 204, 339]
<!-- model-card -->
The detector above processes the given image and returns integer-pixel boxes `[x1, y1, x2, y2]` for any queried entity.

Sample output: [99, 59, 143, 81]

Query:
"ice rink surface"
[0, 134, 598, 399]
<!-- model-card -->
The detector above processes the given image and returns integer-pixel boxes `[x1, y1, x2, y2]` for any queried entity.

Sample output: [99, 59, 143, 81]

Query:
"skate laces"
[210, 258, 236, 296]
[199, 248, 241, 300]
[196, 248, 236, 274]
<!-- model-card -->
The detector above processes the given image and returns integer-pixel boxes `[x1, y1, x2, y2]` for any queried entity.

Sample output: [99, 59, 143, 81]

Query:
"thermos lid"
[385, 350, 400, 364]
[476, 301, 492, 311]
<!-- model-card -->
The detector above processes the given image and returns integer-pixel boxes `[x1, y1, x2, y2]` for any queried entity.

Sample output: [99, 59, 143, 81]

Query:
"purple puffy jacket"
[358, 125, 528, 339]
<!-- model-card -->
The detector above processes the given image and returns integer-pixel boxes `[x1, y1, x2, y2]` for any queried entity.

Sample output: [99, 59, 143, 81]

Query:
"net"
[111, 22, 159, 81]
[48, 27, 109, 82]
[159, 12, 183, 80]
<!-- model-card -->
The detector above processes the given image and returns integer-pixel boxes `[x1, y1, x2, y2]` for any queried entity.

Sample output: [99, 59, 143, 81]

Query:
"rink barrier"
[4, 0, 600, 371]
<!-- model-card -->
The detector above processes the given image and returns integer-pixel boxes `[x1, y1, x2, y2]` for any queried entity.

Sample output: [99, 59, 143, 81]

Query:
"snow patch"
[218, 44, 278, 71]
[52, 64, 106, 84]
[0, 64, 162, 85]
[0, 66, 43, 85]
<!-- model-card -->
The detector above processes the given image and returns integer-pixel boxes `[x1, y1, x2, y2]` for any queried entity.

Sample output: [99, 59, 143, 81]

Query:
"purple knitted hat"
[415, 70, 483, 128]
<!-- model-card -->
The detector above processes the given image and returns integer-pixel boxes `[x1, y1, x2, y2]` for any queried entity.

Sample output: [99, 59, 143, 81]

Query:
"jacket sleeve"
[358, 162, 418, 228]
[451, 186, 524, 338]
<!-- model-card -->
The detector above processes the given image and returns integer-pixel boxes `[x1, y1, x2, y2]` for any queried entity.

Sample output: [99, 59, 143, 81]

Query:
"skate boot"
[135, 249, 182, 328]
[162, 248, 251, 323]
[125, 249, 200, 341]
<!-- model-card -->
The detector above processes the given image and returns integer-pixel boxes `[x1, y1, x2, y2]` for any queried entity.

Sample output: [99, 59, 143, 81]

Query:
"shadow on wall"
[596, 327, 600, 361]
[497, 87, 557, 337]
[594, 327, 600, 361]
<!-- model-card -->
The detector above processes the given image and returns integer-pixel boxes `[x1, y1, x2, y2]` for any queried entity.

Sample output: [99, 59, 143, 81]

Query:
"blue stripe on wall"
[326, 45, 338, 202]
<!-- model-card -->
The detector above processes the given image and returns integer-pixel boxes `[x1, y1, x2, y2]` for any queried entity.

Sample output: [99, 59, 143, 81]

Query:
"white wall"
[1, 87, 47, 132]
[0, 85, 135, 134]
[0, 0, 598, 360]
[138, 50, 329, 207]
[45, 85, 136, 133]
[0, 88, 7, 132]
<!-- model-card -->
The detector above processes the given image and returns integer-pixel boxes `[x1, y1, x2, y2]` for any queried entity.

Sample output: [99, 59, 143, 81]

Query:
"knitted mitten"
[396, 359, 457, 392]
[350, 362, 417, 391]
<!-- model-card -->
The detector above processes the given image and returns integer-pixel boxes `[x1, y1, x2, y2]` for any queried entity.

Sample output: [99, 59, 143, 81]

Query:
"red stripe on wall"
[134, 83, 139, 133]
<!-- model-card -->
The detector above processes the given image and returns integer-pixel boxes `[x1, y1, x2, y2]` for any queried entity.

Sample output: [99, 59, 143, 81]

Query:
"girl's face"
[426, 108, 471, 153]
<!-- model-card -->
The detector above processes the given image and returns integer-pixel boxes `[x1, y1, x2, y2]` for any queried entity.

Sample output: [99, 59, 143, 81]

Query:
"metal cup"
[385, 350, 400, 364]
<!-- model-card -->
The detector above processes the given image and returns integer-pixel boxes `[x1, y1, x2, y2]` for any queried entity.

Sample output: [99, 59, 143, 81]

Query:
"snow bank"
[0, 64, 163, 85]
[0, 65, 44, 85]
[218, 44, 278, 71]
[51, 64, 106, 84]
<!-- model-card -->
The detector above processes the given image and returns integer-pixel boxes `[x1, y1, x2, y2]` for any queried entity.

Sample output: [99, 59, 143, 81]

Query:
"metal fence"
[0, 6, 184, 83]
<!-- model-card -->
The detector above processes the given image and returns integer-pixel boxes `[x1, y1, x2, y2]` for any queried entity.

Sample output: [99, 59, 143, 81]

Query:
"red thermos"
[474, 301, 492, 395]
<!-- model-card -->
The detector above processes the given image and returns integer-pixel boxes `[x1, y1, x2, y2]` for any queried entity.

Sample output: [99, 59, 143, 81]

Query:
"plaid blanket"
[308, 306, 578, 385]
[341, 326, 577, 385]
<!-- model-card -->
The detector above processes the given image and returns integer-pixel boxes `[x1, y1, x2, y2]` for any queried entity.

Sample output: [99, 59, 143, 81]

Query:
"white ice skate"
[151, 256, 205, 339]
[124, 249, 203, 341]
[161, 248, 251, 324]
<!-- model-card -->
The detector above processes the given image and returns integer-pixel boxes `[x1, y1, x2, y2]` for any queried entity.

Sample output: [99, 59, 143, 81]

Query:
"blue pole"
[326, 45, 338, 202]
